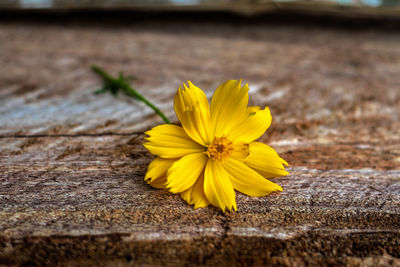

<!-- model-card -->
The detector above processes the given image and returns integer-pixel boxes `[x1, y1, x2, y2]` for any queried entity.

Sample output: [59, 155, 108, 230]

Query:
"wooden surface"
[1, 15, 400, 266]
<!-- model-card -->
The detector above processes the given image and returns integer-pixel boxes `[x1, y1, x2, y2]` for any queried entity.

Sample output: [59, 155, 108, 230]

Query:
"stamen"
[205, 136, 233, 161]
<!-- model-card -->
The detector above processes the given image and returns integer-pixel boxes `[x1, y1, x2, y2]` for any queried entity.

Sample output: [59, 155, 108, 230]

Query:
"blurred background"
[1, 0, 400, 11]
[1, 0, 400, 15]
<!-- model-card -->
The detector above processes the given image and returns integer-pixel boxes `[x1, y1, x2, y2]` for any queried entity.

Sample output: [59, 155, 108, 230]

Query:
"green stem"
[91, 65, 171, 124]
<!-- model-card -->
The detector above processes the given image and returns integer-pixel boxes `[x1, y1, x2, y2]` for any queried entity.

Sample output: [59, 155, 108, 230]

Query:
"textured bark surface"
[0, 14, 400, 266]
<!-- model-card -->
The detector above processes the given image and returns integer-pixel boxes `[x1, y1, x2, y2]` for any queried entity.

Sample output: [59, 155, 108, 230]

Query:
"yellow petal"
[174, 81, 211, 146]
[243, 142, 289, 178]
[204, 159, 237, 212]
[149, 177, 168, 189]
[210, 80, 249, 137]
[246, 106, 260, 114]
[180, 172, 210, 209]
[167, 152, 208, 193]
[223, 158, 282, 197]
[228, 106, 272, 143]
[143, 124, 205, 158]
[145, 157, 176, 189]
[230, 141, 250, 160]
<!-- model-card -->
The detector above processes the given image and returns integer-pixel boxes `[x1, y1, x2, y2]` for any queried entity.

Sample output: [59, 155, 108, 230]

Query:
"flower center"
[205, 136, 233, 161]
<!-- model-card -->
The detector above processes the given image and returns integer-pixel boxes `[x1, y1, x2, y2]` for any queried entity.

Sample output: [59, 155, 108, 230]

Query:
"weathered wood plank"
[0, 16, 400, 266]
[1, 17, 399, 141]
[0, 135, 399, 265]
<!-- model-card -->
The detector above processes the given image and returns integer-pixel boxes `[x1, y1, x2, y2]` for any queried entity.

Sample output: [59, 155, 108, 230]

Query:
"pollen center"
[205, 136, 233, 161]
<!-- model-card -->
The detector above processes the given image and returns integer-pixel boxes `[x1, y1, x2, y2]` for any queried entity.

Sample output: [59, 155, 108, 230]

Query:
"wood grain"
[0, 15, 399, 266]
[1, 135, 399, 265]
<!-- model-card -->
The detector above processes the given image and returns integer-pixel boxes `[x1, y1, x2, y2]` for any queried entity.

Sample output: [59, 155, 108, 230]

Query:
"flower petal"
[243, 142, 289, 178]
[180, 172, 210, 209]
[230, 141, 250, 160]
[144, 157, 176, 189]
[224, 158, 282, 197]
[167, 152, 208, 193]
[174, 81, 211, 146]
[210, 80, 249, 137]
[204, 159, 237, 212]
[228, 106, 272, 143]
[143, 124, 205, 158]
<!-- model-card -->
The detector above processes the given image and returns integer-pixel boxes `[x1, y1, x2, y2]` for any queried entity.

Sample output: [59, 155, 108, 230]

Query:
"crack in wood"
[0, 132, 144, 138]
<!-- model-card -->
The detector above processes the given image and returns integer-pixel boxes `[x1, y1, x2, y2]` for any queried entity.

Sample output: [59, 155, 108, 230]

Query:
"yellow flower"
[143, 80, 289, 212]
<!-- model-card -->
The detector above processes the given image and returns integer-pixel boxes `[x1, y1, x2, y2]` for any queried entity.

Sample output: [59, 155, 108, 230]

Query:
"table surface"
[0, 14, 399, 266]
